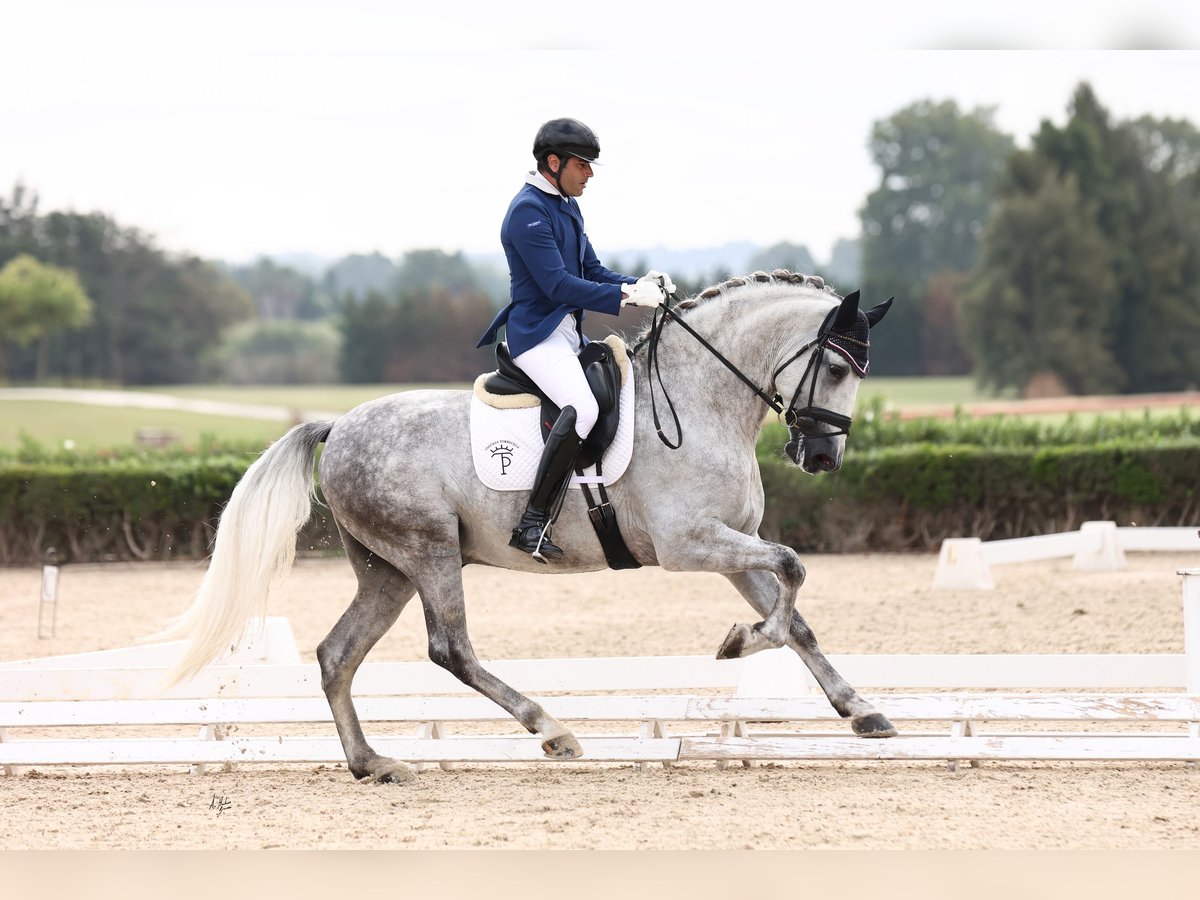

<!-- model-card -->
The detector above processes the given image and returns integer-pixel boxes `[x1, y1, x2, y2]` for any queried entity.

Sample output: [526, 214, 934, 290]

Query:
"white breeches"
[512, 314, 599, 439]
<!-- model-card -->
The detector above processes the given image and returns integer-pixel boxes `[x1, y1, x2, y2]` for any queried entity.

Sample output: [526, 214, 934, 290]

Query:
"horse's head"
[775, 288, 892, 474]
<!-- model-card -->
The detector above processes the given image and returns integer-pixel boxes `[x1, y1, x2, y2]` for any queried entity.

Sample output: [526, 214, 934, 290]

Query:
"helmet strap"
[547, 152, 568, 194]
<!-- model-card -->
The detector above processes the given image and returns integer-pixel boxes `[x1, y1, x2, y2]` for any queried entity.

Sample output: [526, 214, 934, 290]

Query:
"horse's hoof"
[542, 733, 583, 759]
[356, 758, 417, 784]
[716, 624, 751, 660]
[851, 713, 897, 738]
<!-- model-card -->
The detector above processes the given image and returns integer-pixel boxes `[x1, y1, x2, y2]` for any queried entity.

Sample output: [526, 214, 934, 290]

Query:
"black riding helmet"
[533, 118, 600, 192]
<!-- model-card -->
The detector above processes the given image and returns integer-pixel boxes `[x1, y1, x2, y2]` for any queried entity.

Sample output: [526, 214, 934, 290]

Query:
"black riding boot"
[510, 406, 583, 562]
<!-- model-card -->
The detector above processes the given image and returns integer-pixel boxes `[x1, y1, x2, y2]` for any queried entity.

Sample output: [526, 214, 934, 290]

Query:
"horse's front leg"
[657, 521, 804, 659]
[725, 570, 896, 737]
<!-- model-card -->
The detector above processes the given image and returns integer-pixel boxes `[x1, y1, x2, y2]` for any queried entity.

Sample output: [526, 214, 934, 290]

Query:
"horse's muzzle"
[785, 434, 841, 473]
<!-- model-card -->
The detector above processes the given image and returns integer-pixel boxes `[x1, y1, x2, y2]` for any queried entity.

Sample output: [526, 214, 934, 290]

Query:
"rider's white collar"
[526, 171, 566, 200]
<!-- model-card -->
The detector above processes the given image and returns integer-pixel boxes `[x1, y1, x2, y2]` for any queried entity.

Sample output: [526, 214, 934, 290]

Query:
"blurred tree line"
[3, 80, 1197, 394]
[0, 193, 509, 384]
[861, 83, 1200, 395]
[0, 186, 250, 384]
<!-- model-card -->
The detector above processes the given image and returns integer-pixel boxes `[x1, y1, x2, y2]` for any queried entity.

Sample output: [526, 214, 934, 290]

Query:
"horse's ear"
[865, 296, 894, 327]
[834, 290, 860, 330]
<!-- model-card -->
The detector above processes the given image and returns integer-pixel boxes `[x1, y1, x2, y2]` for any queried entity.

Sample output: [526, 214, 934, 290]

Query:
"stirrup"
[510, 523, 564, 562]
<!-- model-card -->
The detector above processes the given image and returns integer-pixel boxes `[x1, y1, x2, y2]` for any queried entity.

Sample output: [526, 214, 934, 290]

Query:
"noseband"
[635, 299, 853, 450]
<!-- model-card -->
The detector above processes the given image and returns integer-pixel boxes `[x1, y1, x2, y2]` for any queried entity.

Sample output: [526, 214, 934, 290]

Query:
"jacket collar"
[525, 171, 568, 201]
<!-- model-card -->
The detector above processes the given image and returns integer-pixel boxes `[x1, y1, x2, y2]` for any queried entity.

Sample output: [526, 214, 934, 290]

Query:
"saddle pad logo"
[486, 440, 519, 476]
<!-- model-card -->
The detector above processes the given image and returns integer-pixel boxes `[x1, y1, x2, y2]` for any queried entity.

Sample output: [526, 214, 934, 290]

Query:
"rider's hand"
[639, 269, 677, 295]
[621, 281, 666, 308]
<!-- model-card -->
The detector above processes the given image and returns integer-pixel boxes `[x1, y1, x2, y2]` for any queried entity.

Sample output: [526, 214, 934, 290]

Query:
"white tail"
[152, 422, 333, 685]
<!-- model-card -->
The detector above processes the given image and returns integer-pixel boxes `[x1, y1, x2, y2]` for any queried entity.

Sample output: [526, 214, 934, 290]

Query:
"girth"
[483, 340, 623, 471]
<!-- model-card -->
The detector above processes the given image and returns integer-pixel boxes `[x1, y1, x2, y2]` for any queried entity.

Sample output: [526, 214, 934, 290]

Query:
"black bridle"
[632, 298, 854, 450]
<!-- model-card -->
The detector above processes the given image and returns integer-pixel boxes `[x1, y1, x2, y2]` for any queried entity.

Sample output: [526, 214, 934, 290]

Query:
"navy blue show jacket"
[476, 181, 634, 357]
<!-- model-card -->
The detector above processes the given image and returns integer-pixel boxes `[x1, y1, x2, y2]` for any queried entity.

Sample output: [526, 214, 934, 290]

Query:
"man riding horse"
[476, 117, 673, 562]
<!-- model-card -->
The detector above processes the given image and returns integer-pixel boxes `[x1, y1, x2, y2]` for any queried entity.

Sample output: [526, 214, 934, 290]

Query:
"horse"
[158, 269, 896, 783]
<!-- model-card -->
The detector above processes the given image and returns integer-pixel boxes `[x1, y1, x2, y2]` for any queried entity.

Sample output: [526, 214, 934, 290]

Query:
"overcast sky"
[4, 2, 1199, 268]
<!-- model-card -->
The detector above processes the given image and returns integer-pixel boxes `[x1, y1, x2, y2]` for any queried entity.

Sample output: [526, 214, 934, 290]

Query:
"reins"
[633, 295, 852, 450]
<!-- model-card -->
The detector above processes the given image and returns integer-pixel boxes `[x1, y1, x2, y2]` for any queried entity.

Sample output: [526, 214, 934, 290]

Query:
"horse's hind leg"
[412, 555, 582, 759]
[318, 527, 418, 783]
[724, 570, 896, 738]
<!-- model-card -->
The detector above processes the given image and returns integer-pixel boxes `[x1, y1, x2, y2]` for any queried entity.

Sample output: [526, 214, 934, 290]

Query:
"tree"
[228, 257, 330, 321]
[382, 284, 495, 382]
[961, 156, 1121, 395]
[0, 254, 93, 382]
[208, 320, 341, 384]
[395, 248, 480, 295]
[920, 271, 971, 377]
[322, 252, 399, 305]
[0, 187, 254, 384]
[1005, 84, 1200, 393]
[338, 291, 399, 383]
[860, 100, 1015, 374]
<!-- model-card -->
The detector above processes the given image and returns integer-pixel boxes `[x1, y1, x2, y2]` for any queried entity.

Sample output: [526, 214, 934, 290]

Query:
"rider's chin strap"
[546, 154, 571, 195]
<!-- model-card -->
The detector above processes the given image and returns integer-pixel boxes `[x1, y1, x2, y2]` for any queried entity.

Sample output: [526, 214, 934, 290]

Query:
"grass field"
[0, 400, 289, 451]
[0, 385, 454, 451]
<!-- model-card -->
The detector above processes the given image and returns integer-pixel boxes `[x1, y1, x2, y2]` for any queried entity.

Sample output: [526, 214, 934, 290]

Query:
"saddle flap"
[540, 340, 623, 469]
[580, 341, 620, 415]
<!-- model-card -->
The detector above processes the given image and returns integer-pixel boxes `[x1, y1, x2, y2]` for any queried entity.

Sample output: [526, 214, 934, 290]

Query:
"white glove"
[639, 269, 676, 295]
[621, 281, 666, 308]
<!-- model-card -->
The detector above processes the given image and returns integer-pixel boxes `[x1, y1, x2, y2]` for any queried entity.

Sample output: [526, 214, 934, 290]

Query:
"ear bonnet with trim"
[820, 291, 893, 377]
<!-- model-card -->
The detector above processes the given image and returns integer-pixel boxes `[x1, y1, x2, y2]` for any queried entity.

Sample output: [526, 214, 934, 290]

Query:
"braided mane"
[631, 269, 839, 350]
[683, 268, 835, 308]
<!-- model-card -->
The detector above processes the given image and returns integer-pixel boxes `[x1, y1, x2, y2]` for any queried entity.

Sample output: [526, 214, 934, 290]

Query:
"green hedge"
[0, 453, 341, 565]
[3, 413, 1199, 564]
[758, 433, 1200, 551]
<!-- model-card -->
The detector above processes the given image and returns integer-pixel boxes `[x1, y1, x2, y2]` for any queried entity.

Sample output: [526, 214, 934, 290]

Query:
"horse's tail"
[155, 420, 334, 687]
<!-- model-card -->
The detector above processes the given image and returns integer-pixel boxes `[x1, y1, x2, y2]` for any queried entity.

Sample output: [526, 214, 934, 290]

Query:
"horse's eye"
[828, 362, 848, 380]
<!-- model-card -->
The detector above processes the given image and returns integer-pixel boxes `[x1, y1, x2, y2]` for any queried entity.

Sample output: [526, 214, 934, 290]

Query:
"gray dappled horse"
[160, 270, 895, 783]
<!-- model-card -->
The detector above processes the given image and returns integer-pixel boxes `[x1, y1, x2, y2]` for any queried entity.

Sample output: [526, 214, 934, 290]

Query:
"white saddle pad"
[469, 349, 635, 492]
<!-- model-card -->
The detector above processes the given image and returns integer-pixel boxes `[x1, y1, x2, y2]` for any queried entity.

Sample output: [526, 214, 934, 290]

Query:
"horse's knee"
[426, 634, 452, 671]
[316, 636, 342, 671]
[427, 636, 476, 677]
[778, 550, 805, 589]
[574, 396, 599, 439]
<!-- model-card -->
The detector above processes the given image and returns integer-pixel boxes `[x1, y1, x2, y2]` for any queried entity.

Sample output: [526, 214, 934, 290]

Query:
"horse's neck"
[635, 295, 827, 444]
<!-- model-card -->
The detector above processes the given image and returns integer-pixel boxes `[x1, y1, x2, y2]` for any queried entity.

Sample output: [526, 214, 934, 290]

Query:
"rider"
[476, 117, 675, 561]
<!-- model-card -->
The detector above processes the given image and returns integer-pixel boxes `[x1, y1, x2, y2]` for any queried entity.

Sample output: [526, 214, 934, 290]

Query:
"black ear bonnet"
[819, 307, 872, 377]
